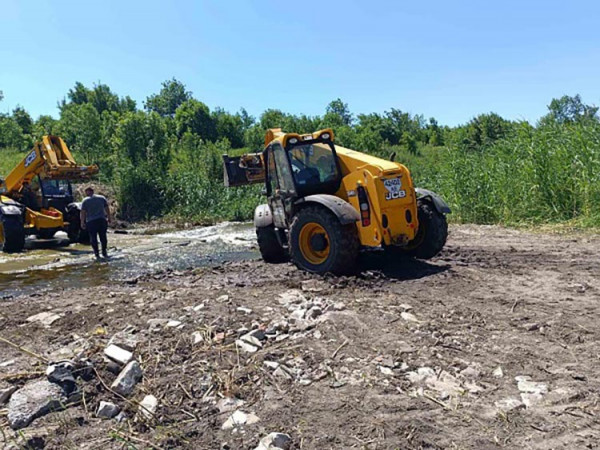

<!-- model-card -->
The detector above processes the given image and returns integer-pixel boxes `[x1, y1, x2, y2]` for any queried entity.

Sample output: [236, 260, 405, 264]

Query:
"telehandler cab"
[223, 128, 450, 274]
[0, 135, 99, 252]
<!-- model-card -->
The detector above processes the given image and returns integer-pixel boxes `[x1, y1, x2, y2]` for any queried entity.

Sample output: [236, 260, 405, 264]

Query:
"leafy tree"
[12, 106, 33, 135]
[326, 99, 352, 126]
[61, 82, 136, 114]
[542, 94, 599, 124]
[175, 99, 216, 141]
[0, 116, 28, 149]
[460, 113, 513, 151]
[56, 103, 102, 163]
[114, 111, 169, 171]
[145, 78, 192, 117]
[33, 115, 57, 140]
[212, 108, 244, 148]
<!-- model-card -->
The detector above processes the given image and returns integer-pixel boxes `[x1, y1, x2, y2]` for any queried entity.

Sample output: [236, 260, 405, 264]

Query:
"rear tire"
[289, 206, 359, 275]
[1, 215, 25, 253]
[256, 225, 288, 263]
[407, 201, 448, 259]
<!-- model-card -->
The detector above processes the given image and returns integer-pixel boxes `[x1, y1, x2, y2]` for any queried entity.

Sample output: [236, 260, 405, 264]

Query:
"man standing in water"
[80, 186, 110, 259]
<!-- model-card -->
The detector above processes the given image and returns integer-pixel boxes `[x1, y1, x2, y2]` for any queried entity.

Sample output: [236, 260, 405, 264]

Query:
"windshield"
[288, 142, 340, 185]
[40, 179, 71, 197]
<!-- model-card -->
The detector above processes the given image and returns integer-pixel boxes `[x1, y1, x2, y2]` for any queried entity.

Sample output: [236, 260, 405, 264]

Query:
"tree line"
[0, 81, 598, 225]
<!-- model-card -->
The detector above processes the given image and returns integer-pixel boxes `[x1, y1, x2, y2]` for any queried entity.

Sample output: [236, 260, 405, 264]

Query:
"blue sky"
[0, 0, 598, 126]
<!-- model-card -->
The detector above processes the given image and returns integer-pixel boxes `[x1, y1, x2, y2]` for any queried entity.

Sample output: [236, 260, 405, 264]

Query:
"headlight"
[1, 205, 22, 215]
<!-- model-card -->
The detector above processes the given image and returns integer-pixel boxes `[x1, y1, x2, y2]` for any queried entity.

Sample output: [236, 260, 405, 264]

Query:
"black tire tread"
[256, 225, 288, 263]
[409, 201, 448, 259]
[1, 215, 25, 253]
[289, 205, 359, 274]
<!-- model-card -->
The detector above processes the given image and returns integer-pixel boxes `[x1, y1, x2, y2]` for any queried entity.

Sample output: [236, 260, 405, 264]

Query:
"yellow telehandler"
[0, 135, 99, 252]
[223, 128, 450, 274]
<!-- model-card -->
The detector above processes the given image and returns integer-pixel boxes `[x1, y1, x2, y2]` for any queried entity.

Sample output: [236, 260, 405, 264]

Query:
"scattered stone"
[236, 339, 259, 353]
[515, 376, 548, 408]
[108, 325, 139, 351]
[332, 302, 346, 311]
[493, 367, 504, 378]
[0, 385, 17, 404]
[460, 366, 481, 379]
[193, 303, 206, 311]
[111, 361, 143, 396]
[406, 367, 464, 397]
[166, 320, 183, 328]
[379, 366, 394, 376]
[290, 309, 307, 321]
[264, 361, 280, 370]
[26, 311, 61, 327]
[221, 410, 260, 430]
[46, 361, 76, 392]
[147, 318, 169, 331]
[96, 401, 120, 419]
[523, 323, 540, 332]
[399, 303, 413, 310]
[104, 344, 133, 366]
[216, 295, 230, 302]
[301, 279, 326, 292]
[237, 306, 253, 314]
[138, 395, 158, 419]
[216, 397, 245, 413]
[306, 306, 323, 320]
[8, 379, 68, 429]
[277, 290, 306, 306]
[0, 359, 15, 367]
[255, 432, 292, 450]
[400, 312, 420, 323]
[192, 331, 203, 345]
[273, 366, 294, 380]
[495, 398, 525, 413]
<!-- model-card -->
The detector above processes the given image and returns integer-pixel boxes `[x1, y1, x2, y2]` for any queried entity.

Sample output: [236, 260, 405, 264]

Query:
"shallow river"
[0, 222, 258, 298]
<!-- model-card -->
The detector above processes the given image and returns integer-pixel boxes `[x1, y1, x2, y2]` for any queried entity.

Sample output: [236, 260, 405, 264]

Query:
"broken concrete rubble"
[111, 360, 143, 396]
[139, 394, 158, 419]
[7, 379, 69, 430]
[255, 432, 292, 450]
[96, 401, 120, 419]
[104, 344, 133, 366]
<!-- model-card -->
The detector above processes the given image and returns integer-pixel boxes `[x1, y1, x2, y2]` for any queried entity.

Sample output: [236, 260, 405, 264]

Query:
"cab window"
[287, 142, 341, 195]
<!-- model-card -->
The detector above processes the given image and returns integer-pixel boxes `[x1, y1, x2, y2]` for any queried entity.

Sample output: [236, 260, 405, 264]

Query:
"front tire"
[1, 215, 25, 253]
[256, 225, 288, 263]
[407, 201, 448, 259]
[289, 206, 359, 275]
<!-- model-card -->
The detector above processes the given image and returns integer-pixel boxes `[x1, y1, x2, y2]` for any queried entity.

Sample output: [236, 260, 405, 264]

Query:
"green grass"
[0, 148, 27, 177]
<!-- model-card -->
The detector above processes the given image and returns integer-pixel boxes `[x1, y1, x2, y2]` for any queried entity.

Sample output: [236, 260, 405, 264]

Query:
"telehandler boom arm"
[0, 135, 98, 196]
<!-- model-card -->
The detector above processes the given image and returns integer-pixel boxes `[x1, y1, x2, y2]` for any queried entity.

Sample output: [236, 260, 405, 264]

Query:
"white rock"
[379, 366, 394, 376]
[166, 320, 183, 328]
[306, 306, 323, 320]
[460, 366, 481, 379]
[301, 279, 326, 292]
[492, 366, 504, 378]
[0, 360, 15, 367]
[104, 344, 133, 366]
[147, 318, 169, 331]
[400, 312, 420, 323]
[139, 394, 158, 419]
[216, 397, 245, 413]
[515, 376, 548, 394]
[111, 361, 143, 396]
[192, 331, 203, 345]
[495, 398, 525, 412]
[237, 307, 253, 314]
[398, 303, 413, 310]
[264, 361, 280, 370]
[332, 302, 346, 311]
[96, 401, 120, 419]
[277, 290, 306, 306]
[26, 311, 61, 326]
[216, 295, 230, 302]
[255, 432, 292, 450]
[290, 309, 307, 321]
[236, 340, 259, 353]
[193, 303, 205, 311]
[221, 410, 260, 430]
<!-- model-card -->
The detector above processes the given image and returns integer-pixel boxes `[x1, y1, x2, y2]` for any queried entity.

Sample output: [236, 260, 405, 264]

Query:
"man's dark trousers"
[87, 218, 108, 256]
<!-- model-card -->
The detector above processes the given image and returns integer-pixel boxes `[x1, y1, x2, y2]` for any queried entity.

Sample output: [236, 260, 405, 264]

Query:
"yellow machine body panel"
[0, 136, 98, 234]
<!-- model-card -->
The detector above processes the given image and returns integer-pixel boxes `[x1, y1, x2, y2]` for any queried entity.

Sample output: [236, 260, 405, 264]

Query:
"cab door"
[267, 142, 296, 229]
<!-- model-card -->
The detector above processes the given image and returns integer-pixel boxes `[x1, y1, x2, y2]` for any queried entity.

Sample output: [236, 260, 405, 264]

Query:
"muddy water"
[0, 222, 258, 298]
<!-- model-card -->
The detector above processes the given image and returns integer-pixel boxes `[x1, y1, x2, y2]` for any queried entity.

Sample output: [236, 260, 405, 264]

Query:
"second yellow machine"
[224, 128, 450, 274]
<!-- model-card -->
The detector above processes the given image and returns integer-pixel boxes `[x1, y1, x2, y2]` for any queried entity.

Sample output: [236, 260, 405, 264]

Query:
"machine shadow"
[357, 251, 450, 281]
[25, 237, 91, 255]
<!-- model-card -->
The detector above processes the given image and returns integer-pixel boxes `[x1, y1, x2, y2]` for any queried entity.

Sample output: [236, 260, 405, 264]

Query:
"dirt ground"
[1, 224, 600, 449]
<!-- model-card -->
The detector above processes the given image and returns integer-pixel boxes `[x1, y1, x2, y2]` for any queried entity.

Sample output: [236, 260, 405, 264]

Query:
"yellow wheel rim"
[298, 222, 330, 265]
